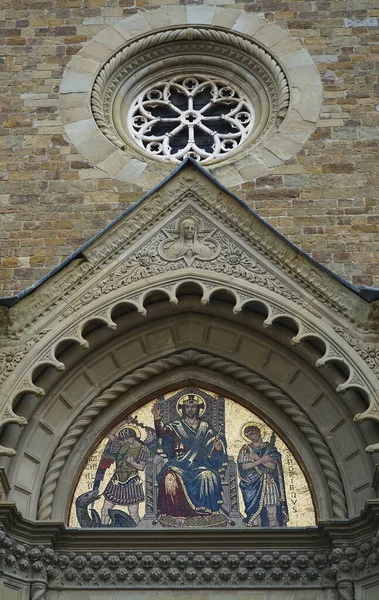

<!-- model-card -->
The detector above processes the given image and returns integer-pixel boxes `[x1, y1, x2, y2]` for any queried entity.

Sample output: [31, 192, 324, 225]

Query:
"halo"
[115, 423, 141, 439]
[241, 421, 266, 443]
[178, 214, 199, 231]
[176, 393, 206, 416]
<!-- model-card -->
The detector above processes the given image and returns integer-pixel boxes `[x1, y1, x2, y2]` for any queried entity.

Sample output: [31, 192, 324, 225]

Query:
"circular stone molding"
[91, 28, 290, 165]
[60, 7, 323, 189]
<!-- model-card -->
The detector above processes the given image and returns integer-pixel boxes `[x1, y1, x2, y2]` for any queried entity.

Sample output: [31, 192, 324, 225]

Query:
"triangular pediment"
[76, 198, 299, 310]
[1, 159, 375, 335]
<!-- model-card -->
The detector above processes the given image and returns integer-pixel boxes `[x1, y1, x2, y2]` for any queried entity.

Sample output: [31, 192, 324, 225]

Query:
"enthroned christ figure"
[152, 393, 228, 526]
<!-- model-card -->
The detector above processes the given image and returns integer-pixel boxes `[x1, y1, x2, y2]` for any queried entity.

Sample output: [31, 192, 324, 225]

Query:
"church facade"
[0, 3, 379, 600]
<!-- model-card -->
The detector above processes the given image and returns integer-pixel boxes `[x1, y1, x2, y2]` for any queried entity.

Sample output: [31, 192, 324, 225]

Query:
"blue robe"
[238, 443, 288, 526]
[157, 419, 227, 514]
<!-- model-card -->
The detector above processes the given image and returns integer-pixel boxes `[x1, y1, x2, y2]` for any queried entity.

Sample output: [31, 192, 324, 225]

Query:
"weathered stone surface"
[66, 55, 101, 75]
[187, 5, 216, 25]
[117, 158, 148, 183]
[254, 22, 289, 48]
[92, 25, 129, 50]
[60, 72, 94, 94]
[232, 14, 266, 37]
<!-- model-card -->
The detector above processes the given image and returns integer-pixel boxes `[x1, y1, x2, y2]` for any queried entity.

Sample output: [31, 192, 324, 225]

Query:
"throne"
[143, 387, 242, 524]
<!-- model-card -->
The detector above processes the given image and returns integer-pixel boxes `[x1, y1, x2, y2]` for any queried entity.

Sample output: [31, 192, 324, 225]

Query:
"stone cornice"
[0, 502, 330, 550]
[1, 502, 379, 592]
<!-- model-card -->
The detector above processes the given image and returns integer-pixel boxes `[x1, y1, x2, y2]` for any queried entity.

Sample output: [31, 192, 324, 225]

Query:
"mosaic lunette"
[69, 388, 315, 529]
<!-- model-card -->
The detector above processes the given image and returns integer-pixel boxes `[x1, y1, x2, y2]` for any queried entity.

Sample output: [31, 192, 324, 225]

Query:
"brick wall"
[0, 0, 378, 294]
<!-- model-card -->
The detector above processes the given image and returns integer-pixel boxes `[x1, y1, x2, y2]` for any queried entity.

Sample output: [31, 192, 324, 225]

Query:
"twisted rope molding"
[30, 583, 47, 600]
[337, 581, 354, 600]
[193, 354, 347, 520]
[37, 350, 346, 521]
[91, 27, 290, 150]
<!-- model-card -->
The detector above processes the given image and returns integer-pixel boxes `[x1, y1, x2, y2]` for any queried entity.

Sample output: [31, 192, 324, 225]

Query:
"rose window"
[128, 75, 254, 164]
[89, 27, 292, 173]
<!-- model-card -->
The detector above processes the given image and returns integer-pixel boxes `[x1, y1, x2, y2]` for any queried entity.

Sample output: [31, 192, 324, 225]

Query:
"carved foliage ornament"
[91, 27, 290, 163]
[0, 330, 51, 386]
[1, 527, 379, 591]
[60, 209, 304, 320]
[0, 530, 332, 588]
[2, 176, 379, 462]
[7, 177, 370, 337]
[335, 327, 379, 378]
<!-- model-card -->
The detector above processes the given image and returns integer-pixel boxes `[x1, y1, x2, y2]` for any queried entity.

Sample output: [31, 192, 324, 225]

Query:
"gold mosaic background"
[69, 389, 315, 527]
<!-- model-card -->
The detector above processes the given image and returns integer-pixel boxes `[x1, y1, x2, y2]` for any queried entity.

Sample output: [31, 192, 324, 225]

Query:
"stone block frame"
[59, 7, 323, 189]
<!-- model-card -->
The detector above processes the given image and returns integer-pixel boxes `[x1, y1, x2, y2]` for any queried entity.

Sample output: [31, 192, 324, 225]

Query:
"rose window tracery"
[128, 75, 254, 163]
[86, 26, 296, 174]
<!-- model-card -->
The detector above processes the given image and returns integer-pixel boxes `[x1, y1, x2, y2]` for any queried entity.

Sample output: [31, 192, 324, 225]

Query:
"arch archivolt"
[1, 272, 379, 460]
[38, 350, 345, 523]
[2, 303, 376, 524]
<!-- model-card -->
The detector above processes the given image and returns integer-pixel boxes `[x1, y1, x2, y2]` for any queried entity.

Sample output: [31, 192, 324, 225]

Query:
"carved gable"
[4, 159, 373, 338]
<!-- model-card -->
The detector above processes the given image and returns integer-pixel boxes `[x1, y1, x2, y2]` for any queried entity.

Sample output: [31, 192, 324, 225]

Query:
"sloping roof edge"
[1, 158, 378, 307]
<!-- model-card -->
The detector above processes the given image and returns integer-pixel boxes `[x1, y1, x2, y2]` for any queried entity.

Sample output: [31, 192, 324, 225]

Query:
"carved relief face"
[159, 213, 221, 265]
[182, 219, 195, 241]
